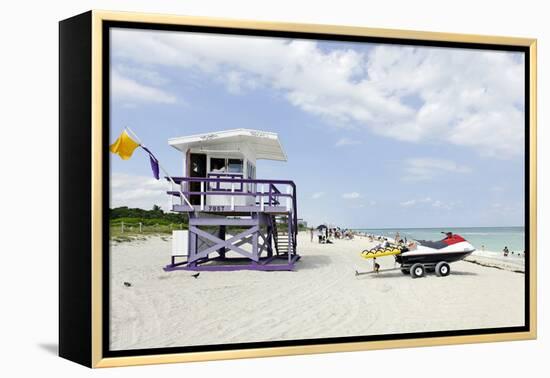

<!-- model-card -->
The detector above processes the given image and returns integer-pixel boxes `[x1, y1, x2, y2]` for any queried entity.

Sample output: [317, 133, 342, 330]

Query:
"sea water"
[356, 227, 525, 254]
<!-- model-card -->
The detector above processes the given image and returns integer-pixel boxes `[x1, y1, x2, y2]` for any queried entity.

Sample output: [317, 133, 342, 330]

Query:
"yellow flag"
[110, 130, 140, 160]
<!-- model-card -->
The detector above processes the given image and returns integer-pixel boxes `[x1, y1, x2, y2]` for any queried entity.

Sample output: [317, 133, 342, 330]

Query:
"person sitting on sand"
[317, 230, 324, 244]
[503, 246, 509, 257]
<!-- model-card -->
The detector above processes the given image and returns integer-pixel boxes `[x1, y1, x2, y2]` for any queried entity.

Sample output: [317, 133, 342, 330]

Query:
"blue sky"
[110, 28, 525, 229]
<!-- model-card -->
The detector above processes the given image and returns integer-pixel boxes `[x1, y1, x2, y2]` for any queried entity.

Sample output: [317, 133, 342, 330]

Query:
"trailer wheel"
[435, 262, 450, 277]
[410, 263, 425, 278]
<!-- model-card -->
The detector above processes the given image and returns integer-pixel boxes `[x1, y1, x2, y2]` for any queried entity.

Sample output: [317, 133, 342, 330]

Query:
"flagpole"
[124, 126, 143, 144]
[125, 127, 195, 210]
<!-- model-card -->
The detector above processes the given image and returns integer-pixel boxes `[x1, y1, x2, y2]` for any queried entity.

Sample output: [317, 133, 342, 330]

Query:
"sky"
[109, 28, 525, 229]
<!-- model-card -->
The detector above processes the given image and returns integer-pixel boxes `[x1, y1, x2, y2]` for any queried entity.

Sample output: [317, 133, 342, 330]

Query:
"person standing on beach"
[503, 246, 509, 257]
[373, 258, 380, 273]
[310, 228, 314, 242]
[395, 231, 400, 244]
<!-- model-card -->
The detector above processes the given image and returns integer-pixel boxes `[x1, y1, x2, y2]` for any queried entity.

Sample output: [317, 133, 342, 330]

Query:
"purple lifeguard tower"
[164, 129, 300, 271]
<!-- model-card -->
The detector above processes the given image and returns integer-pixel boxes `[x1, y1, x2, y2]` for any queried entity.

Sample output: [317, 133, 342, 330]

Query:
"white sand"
[109, 232, 525, 350]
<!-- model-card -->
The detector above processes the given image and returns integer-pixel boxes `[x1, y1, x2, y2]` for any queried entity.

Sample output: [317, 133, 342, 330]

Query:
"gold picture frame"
[59, 10, 537, 368]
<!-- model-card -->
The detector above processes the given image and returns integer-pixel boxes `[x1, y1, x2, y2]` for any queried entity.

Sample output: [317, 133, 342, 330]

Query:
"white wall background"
[0, 0, 546, 376]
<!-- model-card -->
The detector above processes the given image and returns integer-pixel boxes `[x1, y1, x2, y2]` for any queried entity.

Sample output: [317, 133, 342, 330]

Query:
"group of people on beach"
[310, 226, 355, 244]
[502, 246, 525, 257]
[478, 244, 524, 257]
[311, 227, 525, 258]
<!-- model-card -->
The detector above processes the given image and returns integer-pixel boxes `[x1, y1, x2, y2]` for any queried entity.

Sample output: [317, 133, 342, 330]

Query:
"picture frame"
[59, 10, 537, 368]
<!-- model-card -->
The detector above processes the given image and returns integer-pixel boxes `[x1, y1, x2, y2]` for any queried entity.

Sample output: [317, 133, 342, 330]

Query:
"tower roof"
[168, 128, 287, 161]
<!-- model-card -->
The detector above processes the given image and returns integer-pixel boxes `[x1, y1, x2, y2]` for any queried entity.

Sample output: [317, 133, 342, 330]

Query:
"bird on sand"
[191, 273, 200, 279]
[123, 282, 132, 287]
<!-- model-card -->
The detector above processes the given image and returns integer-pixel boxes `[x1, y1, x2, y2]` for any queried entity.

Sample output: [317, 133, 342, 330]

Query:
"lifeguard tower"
[164, 129, 300, 271]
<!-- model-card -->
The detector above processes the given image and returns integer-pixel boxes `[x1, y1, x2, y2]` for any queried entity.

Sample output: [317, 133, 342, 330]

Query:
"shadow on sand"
[356, 270, 479, 279]
[356, 271, 408, 279]
[447, 270, 479, 276]
[296, 255, 332, 270]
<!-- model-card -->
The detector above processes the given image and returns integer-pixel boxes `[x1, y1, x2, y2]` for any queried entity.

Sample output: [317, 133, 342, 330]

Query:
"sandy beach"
[109, 232, 525, 351]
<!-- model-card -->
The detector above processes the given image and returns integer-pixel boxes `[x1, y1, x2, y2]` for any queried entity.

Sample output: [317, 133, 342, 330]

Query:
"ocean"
[355, 226, 525, 253]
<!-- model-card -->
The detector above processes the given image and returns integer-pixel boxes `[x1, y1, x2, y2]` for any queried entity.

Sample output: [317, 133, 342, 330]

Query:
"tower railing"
[166, 176, 298, 244]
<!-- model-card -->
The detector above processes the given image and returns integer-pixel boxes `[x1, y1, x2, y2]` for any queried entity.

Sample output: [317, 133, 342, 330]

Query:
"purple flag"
[141, 146, 160, 180]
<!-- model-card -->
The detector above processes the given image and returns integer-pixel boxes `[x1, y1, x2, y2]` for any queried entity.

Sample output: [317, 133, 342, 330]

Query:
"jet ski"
[359, 232, 475, 278]
[396, 233, 475, 265]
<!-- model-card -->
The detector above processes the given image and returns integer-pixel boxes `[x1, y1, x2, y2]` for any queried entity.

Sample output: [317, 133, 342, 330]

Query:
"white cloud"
[311, 191, 325, 199]
[431, 200, 455, 210]
[111, 70, 177, 104]
[222, 70, 259, 94]
[432, 200, 443, 208]
[112, 29, 524, 158]
[400, 197, 432, 207]
[403, 158, 471, 181]
[365, 47, 524, 158]
[349, 200, 377, 209]
[115, 64, 170, 86]
[110, 173, 171, 210]
[489, 202, 522, 217]
[342, 192, 361, 199]
[335, 137, 361, 147]
[400, 197, 455, 210]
